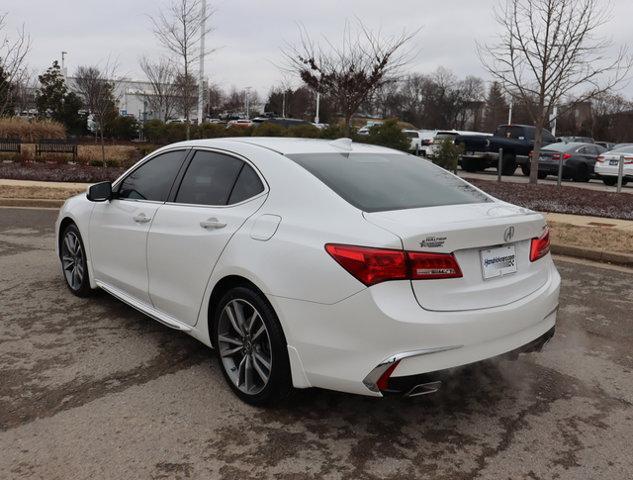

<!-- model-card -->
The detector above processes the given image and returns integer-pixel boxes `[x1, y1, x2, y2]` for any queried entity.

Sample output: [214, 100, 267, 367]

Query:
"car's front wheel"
[212, 286, 292, 406]
[60, 223, 91, 297]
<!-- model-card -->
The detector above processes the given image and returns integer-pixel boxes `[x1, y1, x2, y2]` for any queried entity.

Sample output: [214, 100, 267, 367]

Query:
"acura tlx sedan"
[55, 137, 560, 405]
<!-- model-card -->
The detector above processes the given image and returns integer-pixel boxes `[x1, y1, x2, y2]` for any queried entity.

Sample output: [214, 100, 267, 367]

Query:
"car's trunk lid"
[364, 203, 549, 311]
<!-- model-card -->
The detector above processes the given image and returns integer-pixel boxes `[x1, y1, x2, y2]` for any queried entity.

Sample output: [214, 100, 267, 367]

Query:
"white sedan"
[55, 137, 560, 405]
[595, 144, 633, 186]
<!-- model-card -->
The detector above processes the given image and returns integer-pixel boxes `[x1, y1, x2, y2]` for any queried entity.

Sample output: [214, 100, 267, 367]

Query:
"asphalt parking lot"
[1, 207, 632, 480]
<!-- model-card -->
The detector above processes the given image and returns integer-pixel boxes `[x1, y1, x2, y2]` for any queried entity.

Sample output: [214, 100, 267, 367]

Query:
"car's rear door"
[147, 149, 267, 326]
[89, 149, 189, 303]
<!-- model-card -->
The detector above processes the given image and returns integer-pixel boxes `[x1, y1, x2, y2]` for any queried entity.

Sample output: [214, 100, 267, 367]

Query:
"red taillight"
[325, 244, 463, 286]
[530, 228, 551, 262]
[596, 155, 605, 163]
[625, 156, 633, 165]
[407, 251, 463, 280]
[562, 153, 572, 160]
[325, 244, 407, 286]
[551, 153, 571, 161]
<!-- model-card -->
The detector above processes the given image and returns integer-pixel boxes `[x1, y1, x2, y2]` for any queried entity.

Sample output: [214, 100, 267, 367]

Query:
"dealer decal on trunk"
[419, 236, 447, 248]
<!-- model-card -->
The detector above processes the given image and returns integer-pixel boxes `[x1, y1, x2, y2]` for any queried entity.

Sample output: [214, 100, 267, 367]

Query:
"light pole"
[244, 87, 252, 119]
[197, 1, 206, 125]
[61, 51, 68, 78]
[314, 91, 320, 124]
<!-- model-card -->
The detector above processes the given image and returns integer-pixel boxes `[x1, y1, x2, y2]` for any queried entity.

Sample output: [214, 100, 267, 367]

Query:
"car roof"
[168, 136, 403, 155]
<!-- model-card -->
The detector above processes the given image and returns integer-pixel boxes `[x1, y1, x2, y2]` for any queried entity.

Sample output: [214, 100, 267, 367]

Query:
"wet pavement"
[0, 207, 632, 480]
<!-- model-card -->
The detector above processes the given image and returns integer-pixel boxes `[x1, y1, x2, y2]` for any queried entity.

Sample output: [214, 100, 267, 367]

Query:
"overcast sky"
[3, 0, 633, 97]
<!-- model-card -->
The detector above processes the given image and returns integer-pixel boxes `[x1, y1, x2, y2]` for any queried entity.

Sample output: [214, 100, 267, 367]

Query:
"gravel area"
[470, 178, 633, 220]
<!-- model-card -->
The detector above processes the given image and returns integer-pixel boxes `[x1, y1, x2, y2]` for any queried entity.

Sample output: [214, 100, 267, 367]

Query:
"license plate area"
[480, 244, 517, 280]
[609, 160, 619, 166]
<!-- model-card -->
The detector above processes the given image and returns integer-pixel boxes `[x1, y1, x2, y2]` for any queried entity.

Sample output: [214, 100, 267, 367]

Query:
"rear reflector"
[530, 228, 551, 262]
[325, 244, 463, 286]
[376, 360, 400, 391]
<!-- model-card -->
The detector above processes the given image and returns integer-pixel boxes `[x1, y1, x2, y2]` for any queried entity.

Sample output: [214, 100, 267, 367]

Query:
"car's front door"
[147, 149, 267, 326]
[89, 149, 188, 303]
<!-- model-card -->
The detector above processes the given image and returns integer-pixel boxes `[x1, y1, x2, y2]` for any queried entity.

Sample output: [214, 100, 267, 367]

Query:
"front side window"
[288, 153, 491, 213]
[175, 150, 255, 206]
[117, 150, 186, 202]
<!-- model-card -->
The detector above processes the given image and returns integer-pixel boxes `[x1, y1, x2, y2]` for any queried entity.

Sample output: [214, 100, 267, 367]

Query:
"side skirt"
[96, 280, 193, 332]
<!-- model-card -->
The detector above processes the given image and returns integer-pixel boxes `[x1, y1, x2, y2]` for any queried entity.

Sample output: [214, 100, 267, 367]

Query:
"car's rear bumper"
[270, 257, 561, 397]
[381, 325, 555, 395]
[595, 164, 633, 178]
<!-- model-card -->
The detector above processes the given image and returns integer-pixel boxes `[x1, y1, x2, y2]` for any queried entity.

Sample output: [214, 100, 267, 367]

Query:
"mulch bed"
[469, 179, 633, 220]
[0, 162, 125, 183]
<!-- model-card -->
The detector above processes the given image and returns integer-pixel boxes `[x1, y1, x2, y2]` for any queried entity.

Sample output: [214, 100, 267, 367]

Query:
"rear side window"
[288, 153, 490, 213]
[228, 164, 264, 204]
[175, 151, 243, 206]
[118, 150, 186, 202]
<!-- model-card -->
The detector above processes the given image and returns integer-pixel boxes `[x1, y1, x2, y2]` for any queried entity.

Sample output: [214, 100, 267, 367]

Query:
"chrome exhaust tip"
[406, 380, 442, 397]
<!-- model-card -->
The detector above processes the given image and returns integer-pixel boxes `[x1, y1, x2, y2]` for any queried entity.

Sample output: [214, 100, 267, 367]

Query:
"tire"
[573, 164, 590, 182]
[602, 177, 618, 186]
[520, 165, 530, 176]
[501, 154, 517, 176]
[60, 223, 91, 297]
[537, 171, 547, 180]
[212, 286, 292, 406]
[461, 157, 483, 173]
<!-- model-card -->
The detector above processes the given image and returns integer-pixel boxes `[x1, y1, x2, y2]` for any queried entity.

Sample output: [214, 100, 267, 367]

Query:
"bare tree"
[72, 63, 120, 163]
[479, 0, 631, 183]
[139, 56, 178, 121]
[282, 20, 417, 136]
[149, 0, 215, 137]
[0, 13, 31, 116]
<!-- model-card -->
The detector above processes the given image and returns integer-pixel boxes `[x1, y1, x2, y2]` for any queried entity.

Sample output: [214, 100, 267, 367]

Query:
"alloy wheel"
[61, 231, 85, 291]
[217, 299, 272, 395]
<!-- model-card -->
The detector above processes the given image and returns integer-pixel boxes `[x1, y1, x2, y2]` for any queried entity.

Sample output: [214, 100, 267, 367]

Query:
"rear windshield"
[288, 153, 491, 213]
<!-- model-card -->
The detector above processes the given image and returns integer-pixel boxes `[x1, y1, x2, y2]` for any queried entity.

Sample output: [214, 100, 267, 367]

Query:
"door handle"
[133, 213, 151, 224]
[200, 218, 226, 229]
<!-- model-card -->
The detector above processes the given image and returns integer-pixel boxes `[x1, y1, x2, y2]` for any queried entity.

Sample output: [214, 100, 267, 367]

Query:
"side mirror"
[87, 181, 112, 202]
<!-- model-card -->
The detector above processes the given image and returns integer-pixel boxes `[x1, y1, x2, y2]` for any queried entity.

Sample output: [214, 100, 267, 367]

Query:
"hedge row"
[143, 118, 412, 152]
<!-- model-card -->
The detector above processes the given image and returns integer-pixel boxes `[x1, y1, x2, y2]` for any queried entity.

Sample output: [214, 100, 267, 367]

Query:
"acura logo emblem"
[504, 226, 515, 243]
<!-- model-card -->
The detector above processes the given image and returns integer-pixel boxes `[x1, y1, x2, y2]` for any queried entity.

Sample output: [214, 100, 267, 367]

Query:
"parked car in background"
[56, 137, 560, 405]
[595, 144, 633, 186]
[263, 118, 313, 128]
[402, 129, 423, 153]
[558, 136, 595, 144]
[418, 129, 436, 156]
[227, 119, 254, 128]
[534, 142, 605, 182]
[456, 125, 557, 176]
[358, 120, 384, 135]
[425, 130, 491, 159]
[595, 141, 616, 150]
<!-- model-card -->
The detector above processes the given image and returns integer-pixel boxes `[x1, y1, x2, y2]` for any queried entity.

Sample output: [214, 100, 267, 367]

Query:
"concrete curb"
[551, 244, 633, 267]
[0, 197, 65, 208]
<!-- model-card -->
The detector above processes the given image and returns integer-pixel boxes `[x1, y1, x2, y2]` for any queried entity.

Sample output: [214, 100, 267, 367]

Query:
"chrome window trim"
[112, 146, 192, 191]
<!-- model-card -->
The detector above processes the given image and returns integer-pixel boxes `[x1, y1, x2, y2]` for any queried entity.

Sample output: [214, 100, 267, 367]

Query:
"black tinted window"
[288, 153, 490, 213]
[118, 150, 186, 201]
[228, 164, 264, 204]
[175, 151, 243, 205]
